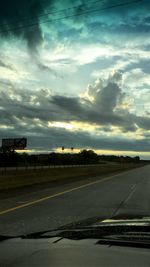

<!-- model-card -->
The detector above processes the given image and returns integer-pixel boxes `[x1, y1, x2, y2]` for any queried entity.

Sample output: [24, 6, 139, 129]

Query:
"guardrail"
[0, 164, 100, 173]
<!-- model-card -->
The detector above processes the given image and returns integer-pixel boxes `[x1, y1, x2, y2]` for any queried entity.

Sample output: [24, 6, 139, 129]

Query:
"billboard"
[2, 138, 27, 150]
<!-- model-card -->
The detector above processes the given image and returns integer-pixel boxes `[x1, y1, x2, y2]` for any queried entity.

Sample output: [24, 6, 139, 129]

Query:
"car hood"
[0, 216, 150, 267]
[94, 216, 150, 227]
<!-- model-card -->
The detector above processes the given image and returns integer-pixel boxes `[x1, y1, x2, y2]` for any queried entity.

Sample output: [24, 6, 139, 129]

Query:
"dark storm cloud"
[0, 71, 150, 153]
[0, 0, 62, 76]
[1, 70, 149, 131]
[0, 122, 149, 153]
[0, 0, 51, 50]
[0, 59, 14, 71]
[51, 95, 83, 116]
[50, 93, 125, 126]
[0, 76, 149, 133]
[50, 92, 150, 133]
[136, 116, 150, 130]
[37, 62, 60, 77]
[0, 0, 149, 53]
[95, 82, 122, 113]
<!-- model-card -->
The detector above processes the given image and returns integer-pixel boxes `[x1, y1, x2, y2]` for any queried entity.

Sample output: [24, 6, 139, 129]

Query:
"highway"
[0, 165, 150, 236]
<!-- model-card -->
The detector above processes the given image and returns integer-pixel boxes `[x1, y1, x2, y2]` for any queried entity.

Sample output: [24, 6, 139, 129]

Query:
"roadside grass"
[0, 163, 143, 190]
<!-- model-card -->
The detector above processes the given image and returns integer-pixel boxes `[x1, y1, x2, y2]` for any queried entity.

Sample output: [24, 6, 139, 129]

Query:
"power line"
[0, 0, 105, 28]
[0, 0, 142, 31]
[43, 0, 143, 24]
[0, 0, 143, 34]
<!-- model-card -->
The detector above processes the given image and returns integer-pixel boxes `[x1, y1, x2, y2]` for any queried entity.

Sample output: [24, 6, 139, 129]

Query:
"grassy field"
[0, 163, 143, 190]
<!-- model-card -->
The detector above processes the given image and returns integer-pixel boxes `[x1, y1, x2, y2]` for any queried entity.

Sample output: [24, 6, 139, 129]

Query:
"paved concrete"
[0, 165, 149, 236]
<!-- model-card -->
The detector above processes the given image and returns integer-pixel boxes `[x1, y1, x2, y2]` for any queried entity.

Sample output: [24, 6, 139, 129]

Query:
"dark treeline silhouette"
[0, 149, 141, 168]
[99, 155, 140, 163]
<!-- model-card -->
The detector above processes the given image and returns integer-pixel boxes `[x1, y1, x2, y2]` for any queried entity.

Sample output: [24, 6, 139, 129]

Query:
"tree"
[79, 150, 99, 164]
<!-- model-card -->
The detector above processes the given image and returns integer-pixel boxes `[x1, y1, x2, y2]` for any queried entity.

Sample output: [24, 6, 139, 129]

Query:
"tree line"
[0, 149, 141, 167]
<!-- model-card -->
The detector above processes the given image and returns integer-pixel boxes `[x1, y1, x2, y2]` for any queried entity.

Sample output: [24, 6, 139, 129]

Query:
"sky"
[0, 0, 150, 159]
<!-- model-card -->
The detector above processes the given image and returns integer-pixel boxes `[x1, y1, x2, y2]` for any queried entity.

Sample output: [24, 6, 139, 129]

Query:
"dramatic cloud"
[0, 123, 150, 153]
[0, 1, 150, 157]
[0, 0, 51, 51]
[0, 71, 150, 155]
[37, 62, 59, 77]
[0, 59, 14, 71]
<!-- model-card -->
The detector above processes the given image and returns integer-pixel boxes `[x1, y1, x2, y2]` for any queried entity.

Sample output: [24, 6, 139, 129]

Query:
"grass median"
[0, 163, 143, 190]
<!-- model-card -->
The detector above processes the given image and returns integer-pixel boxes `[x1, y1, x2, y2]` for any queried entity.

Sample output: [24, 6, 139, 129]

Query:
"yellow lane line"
[0, 172, 123, 215]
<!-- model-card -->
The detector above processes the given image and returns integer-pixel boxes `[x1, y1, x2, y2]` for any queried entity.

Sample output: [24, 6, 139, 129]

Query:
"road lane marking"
[0, 171, 132, 215]
[112, 181, 139, 217]
[123, 184, 137, 204]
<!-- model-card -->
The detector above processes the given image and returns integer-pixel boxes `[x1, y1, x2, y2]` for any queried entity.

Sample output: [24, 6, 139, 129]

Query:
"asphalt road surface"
[0, 165, 149, 236]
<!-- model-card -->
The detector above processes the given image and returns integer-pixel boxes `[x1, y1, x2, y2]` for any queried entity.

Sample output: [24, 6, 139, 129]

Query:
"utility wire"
[0, 0, 105, 28]
[0, 0, 142, 34]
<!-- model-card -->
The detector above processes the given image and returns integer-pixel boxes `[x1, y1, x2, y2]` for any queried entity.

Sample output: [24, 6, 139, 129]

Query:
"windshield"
[0, 0, 150, 240]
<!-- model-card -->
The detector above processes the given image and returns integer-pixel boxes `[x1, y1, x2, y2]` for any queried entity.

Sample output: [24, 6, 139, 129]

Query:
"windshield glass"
[0, 0, 150, 239]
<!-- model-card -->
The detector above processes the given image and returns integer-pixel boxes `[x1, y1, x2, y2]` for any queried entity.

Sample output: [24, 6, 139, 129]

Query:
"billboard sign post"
[2, 138, 27, 150]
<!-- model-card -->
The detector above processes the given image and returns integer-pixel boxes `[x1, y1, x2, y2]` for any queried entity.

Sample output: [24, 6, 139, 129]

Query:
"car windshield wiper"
[97, 236, 150, 249]
[1, 223, 150, 246]
[21, 224, 150, 241]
